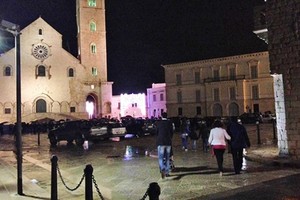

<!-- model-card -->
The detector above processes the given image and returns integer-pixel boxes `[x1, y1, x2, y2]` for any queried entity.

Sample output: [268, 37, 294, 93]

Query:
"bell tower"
[76, 0, 107, 81]
[76, 0, 112, 118]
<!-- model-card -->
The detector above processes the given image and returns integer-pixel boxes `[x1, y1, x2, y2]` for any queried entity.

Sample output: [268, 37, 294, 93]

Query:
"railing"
[50, 155, 160, 200]
[204, 75, 245, 83]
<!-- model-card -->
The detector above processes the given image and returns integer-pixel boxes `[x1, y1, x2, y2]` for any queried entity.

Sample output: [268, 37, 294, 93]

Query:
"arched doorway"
[213, 103, 223, 117]
[229, 102, 239, 116]
[86, 95, 97, 119]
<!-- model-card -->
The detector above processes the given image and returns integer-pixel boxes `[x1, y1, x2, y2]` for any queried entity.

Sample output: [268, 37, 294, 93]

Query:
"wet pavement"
[0, 123, 300, 199]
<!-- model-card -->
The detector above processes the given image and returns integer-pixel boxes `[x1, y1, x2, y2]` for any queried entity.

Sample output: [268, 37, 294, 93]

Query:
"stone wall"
[266, 0, 300, 159]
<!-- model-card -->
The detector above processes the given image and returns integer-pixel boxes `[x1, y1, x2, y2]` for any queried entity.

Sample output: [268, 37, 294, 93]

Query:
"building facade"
[0, 0, 113, 123]
[163, 51, 274, 118]
[146, 83, 166, 119]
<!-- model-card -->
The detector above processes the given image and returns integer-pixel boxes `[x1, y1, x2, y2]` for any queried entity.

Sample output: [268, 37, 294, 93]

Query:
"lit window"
[88, 0, 96, 7]
[91, 43, 96, 54]
[90, 21, 96, 32]
[4, 66, 12, 76]
[37, 65, 46, 77]
[92, 67, 97, 76]
[68, 68, 74, 77]
[36, 99, 46, 113]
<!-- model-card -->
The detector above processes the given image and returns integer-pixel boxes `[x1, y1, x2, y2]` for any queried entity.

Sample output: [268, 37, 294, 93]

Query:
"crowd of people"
[155, 113, 251, 179]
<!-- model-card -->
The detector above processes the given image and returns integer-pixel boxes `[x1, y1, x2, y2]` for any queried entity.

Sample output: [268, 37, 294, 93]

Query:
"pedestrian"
[227, 117, 251, 174]
[180, 118, 190, 151]
[155, 112, 174, 179]
[208, 119, 231, 176]
[199, 120, 210, 152]
[189, 118, 199, 150]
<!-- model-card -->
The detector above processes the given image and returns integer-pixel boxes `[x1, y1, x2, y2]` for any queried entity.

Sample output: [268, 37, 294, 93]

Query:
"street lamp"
[0, 19, 23, 195]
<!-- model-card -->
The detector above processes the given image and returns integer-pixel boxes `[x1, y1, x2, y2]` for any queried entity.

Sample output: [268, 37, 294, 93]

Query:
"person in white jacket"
[208, 119, 231, 176]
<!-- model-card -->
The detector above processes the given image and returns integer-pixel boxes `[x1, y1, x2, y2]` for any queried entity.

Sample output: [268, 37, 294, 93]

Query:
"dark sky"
[0, 0, 267, 95]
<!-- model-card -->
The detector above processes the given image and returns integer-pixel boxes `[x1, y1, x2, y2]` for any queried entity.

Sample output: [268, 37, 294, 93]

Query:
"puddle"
[123, 145, 149, 160]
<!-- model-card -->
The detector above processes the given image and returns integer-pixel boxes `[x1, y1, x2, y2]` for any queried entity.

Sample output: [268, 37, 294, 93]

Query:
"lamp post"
[0, 19, 23, 195]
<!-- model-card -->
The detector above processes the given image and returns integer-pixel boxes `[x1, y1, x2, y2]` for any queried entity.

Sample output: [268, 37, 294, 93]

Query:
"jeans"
[157, 145, 171, 174]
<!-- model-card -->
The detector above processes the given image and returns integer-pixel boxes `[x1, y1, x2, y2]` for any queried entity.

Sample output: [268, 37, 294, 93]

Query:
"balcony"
[204, 75, 245, 83]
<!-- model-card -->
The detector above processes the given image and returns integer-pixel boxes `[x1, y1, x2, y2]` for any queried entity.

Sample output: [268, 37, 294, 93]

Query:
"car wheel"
[49, 135, 57, 146]
[75, 136, 84, 146]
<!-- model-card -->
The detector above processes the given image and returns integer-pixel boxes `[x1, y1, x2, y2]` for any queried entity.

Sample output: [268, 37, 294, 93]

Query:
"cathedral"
[0, 0, 113, 123]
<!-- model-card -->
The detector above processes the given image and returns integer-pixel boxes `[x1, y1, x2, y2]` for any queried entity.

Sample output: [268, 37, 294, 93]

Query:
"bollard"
[272, 118, 276, 140]
[147, 182, 160, 200]
[256, 121, 261, 145]
[84, 164, 93, 200]
[51, 155, 58, 200]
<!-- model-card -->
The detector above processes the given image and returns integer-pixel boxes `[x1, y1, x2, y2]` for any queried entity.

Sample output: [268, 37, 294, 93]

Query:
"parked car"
[239, 113, 262, 124]
[89, 121, 127, 142]
[48, 120, 90, 146]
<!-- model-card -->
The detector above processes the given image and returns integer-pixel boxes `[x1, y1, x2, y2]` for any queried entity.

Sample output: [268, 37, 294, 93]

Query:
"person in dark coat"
[227, 117, 251, 174]
[156, 112, 173, 178]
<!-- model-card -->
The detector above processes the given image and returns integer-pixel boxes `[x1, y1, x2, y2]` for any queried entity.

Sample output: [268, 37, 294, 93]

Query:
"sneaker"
[219, 172, 223, 177]
[185, 148, 188, 152]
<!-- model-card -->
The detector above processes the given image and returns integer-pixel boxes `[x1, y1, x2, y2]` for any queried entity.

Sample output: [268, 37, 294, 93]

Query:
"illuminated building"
[162, 51, 274, 118]
[146, 83, 166, 118]
[0, 0, 113, 123]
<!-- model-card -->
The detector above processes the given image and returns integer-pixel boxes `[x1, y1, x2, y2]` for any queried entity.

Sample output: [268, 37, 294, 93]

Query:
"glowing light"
[120, 93, 146, 118]
[86, 101, 94, 119]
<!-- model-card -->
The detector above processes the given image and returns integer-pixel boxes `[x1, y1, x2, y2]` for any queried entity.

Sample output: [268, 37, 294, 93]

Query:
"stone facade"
[0, 0, 112, 123]
[266, 0, 300, 159]
[163, 51, 274, 118]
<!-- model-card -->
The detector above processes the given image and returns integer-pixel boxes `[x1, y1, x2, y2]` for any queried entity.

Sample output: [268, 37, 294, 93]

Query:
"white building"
[146, 83, 166, 118]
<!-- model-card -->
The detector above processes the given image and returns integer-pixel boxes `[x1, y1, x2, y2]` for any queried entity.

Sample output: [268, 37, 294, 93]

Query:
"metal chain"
[92, 175, 105, 200]
[57, 163, 85, 191]
[140, 189, 148, 200]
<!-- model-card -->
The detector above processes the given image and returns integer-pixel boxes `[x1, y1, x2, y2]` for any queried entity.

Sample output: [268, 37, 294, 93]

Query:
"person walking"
[180, 118, 190, 151]
[199, 120, 210, 152]
[227, 117, 251, 174]
[189, 118, 199, 150]
[208, 119, 231, 176]
[156, 112, 174, 179]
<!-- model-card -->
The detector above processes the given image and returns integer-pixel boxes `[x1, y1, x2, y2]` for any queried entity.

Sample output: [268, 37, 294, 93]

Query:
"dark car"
[48, 120, 90, 146]
[239, 113, 262, 124]
[89, 121, 127, 141]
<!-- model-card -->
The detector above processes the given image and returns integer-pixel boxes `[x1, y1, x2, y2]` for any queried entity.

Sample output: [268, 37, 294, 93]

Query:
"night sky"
[0, 0, 267, 95]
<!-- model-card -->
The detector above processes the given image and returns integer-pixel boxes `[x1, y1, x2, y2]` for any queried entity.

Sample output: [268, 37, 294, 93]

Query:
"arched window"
[39, 29, 43, 35]
[68, 68, 74, 77]
[37, 65, 46, 76]
[4, 66, 11, 76]
[90, 43, 96, 54]
[36, 99, 47, 113]
[90, 21, 96, 32]
[213, 103, 223, 117]
[88, 0, 96, 7]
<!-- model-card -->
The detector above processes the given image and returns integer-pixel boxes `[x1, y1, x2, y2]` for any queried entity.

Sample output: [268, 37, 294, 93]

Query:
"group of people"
[155, 113, 250, 179]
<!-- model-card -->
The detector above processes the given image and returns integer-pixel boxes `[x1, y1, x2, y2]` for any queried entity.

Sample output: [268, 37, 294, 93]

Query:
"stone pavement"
[1, 133, 300, 199]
